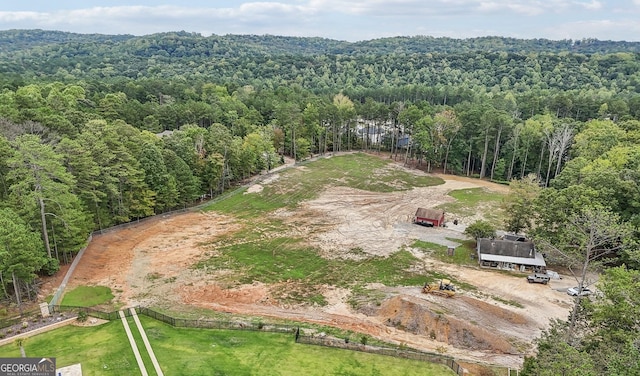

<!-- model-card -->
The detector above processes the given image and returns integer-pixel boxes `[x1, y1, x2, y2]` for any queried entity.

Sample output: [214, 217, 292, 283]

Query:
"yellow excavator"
[422, 279, 456, 297]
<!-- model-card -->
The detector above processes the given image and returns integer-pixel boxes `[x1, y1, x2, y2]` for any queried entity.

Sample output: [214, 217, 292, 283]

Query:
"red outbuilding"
[413, 208, 445, 227]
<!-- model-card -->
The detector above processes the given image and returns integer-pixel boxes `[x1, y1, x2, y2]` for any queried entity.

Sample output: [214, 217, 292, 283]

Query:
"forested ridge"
[1, 30, 639, 374]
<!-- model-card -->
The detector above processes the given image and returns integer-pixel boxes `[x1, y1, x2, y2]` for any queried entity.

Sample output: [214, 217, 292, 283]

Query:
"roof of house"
[414, 207, 445, 219]
[503, 234, 528, 242]
[479, 252, 546, 267]
[477, 238, 535, 259]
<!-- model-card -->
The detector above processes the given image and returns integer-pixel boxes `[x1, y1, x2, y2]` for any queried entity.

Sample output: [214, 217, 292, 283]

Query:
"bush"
[77, 311, 88, 323]
[464, 220, 496, 239]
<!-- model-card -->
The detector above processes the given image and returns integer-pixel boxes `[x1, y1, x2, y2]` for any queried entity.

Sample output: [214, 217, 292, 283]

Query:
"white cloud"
[305, 0, 593, 16]
[0, 11, 47, 23]
[0, 2, 637, 41]
[577, 0, 602, 10]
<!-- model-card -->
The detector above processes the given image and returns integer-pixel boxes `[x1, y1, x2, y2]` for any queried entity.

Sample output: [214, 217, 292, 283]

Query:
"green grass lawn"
[437, 187, 505, 227]
[126, 315, 156, 374]
[0, 316, 455, 376]
[0, 320, 140, 375]
[412, 239, 478, 267]
[141, 315, 455, 376]
[61, 286, 115, 307]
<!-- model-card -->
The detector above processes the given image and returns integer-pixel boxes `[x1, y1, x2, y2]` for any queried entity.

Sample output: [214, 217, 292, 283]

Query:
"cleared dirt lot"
[60, 155, 576, 370]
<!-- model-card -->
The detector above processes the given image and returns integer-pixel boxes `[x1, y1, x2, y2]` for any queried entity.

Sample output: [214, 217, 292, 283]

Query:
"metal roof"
[479, 252, 546, 267]
[477, 238, 535, 258]
[414, 207, 444, 219]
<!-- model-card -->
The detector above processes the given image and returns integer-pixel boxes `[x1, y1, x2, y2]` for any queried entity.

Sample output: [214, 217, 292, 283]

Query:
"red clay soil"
[39, 154, 577, 371]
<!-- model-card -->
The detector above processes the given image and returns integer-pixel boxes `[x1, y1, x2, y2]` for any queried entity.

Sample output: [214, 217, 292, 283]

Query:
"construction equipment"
[422, 279, 456, 297]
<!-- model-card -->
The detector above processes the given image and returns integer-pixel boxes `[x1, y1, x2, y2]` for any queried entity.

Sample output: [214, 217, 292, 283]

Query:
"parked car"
[567, 286, 592, 296]
[527, 273, 550, 284]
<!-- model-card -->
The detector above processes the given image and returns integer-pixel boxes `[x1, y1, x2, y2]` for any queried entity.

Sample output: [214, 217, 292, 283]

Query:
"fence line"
[137, 307, 298, 333]
[48, 233, 93, 308]
[50, 305, 298, 334]
[40, 305, 466, 374]
[295, 335, 466, 376]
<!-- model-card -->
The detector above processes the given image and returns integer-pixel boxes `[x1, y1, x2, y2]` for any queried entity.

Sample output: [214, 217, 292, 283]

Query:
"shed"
[476, 238, 546, 272]
[414, 208, 445, 227]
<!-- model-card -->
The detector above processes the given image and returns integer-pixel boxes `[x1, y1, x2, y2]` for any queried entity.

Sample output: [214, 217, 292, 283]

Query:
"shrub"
[77, 311, 88, 323]
[464, 220, 496, 239]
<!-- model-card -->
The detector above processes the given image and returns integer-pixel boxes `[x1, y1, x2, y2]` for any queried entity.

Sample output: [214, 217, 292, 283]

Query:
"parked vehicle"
[527, 273, 550, 284]
[567, 286, 592, 296]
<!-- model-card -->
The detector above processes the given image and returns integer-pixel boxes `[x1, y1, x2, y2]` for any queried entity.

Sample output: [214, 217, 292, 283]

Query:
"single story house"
[414, 208, 445, 227]
[476, 238, 546, 272]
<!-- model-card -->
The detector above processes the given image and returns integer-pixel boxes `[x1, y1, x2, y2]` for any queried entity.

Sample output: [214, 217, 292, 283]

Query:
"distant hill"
[1, 29, 639, 95]
[2, 29, 640, 56]
[0, 29, 134, 53]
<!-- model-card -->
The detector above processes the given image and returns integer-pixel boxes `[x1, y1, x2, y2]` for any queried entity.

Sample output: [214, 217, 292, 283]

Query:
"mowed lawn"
[0, 315, 455, 376]
[0, 320, 140, 375]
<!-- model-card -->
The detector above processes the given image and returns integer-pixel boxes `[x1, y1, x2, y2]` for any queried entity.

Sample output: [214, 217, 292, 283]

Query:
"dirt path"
[55, 155, 572, 370]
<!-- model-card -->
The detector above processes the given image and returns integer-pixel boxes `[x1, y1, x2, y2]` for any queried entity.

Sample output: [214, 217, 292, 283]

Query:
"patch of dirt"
[65, 211, 241, 306]
[72, 317, 108, 327]
[50, 153, 574, 371]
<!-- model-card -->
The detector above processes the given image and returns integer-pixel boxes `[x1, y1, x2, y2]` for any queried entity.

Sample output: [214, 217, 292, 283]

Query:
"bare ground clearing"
[51, 156, 575, 371]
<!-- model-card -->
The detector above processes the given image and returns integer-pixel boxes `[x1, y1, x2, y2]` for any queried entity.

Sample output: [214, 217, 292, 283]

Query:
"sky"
[1, 1, 639, 42]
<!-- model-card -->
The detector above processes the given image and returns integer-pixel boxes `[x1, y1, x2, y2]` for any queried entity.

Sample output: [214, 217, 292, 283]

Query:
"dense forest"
[0, 30, 639, 374]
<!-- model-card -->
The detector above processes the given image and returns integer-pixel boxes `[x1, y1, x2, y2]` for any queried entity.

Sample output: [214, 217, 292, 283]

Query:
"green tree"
[7, 134, 88, 262]
[0, 208, 47, 308]
[80, 120, 153, 225]
[433, 108, 461, 174]
[162, 149, 201, 205]
[584, 266, 640, 375]
[138, 133, 178, 212]
[332, 93, 355, 152]
[56, 137, 101, 227]
[573, 119, 625, 161]
[0, 134, 11, 200]
[532, 202, 630, 339]
[503, 174, 542, 234]
[521, 320, 596, 376]
[464, 220, 496, 240]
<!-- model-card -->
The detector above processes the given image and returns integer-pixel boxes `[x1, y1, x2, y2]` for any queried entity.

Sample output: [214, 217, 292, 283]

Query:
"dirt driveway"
[58, 155, 575, 370]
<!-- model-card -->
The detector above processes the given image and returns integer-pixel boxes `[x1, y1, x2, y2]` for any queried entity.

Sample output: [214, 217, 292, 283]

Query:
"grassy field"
[208, 152, 444, 217]
[197, 153, 450, 304]
[60, 286, 113, 307]
[0, 320, 140, 375]
[0, 315, 456, 375]
[437, 187, 505, 227]
[196, 154, 511, 304]
[61, 285, 115, 307]
[412, 239, 478, 267]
